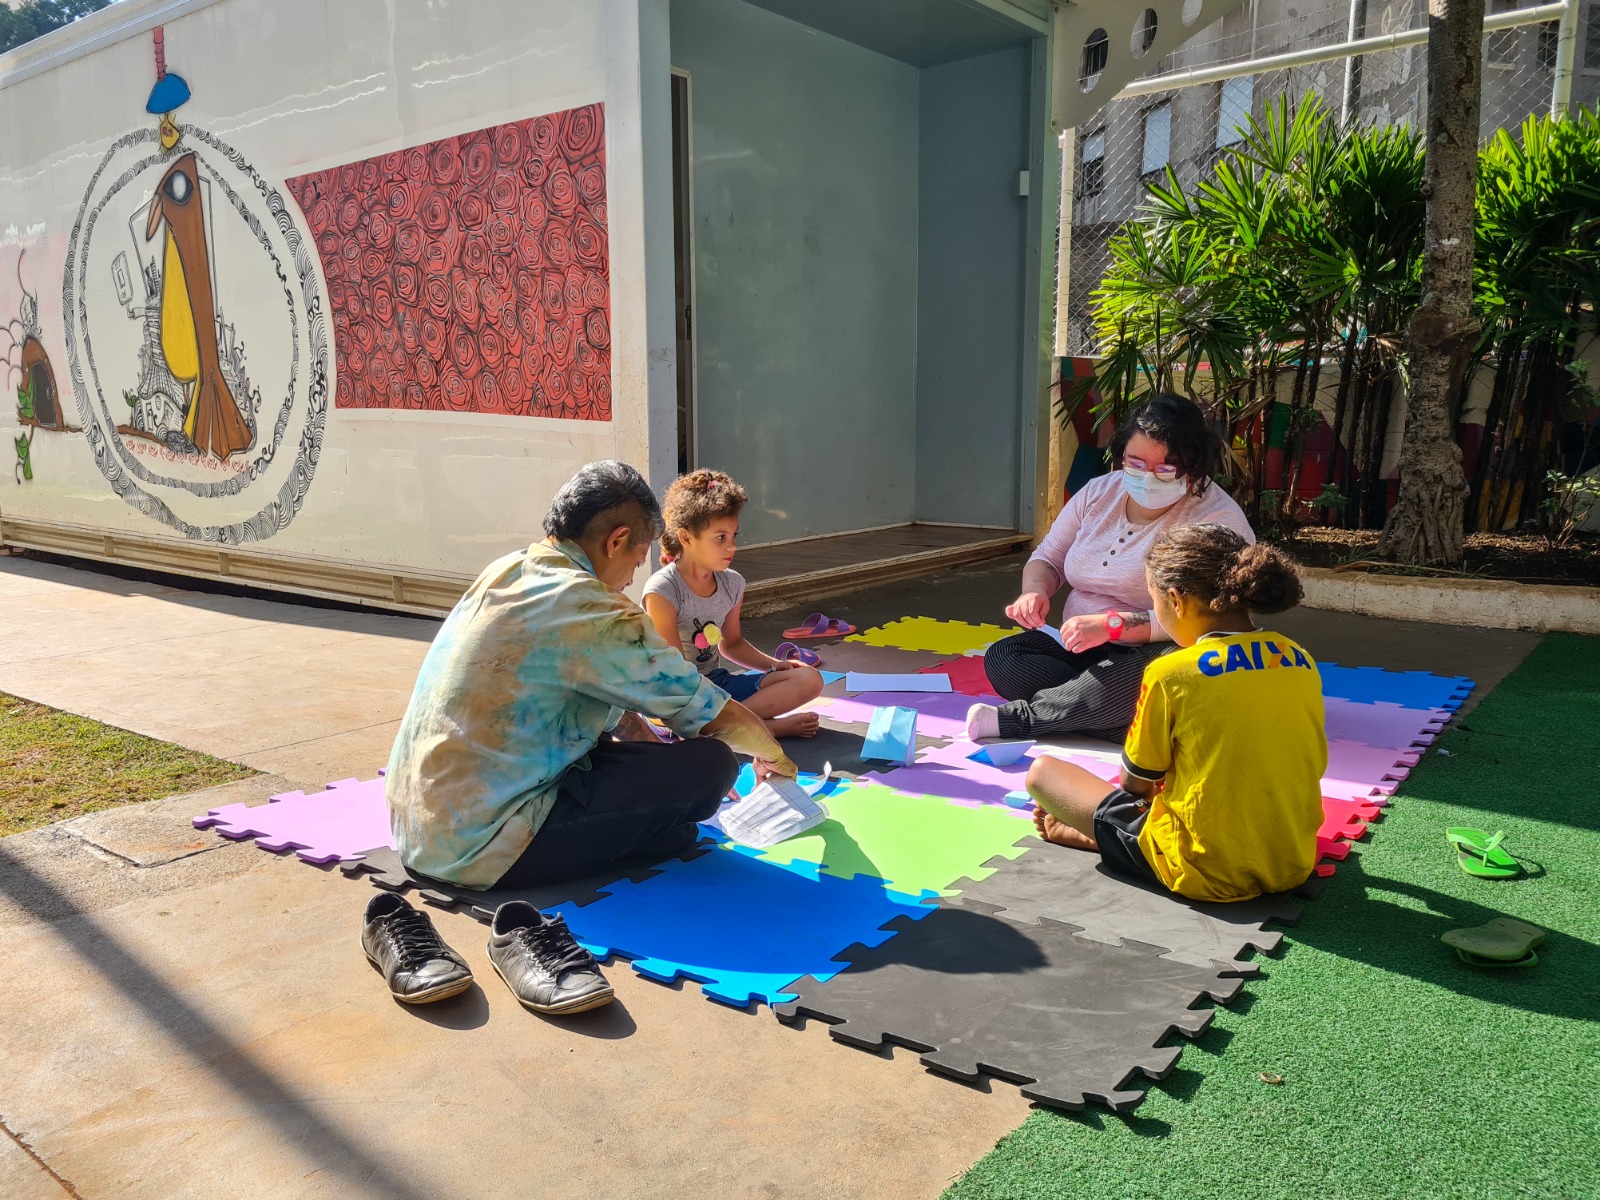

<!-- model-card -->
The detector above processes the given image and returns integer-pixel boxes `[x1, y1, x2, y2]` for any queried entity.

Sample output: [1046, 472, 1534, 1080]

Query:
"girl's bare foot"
[1033, 806, 1097, 851]
[767, 711, 820, 739]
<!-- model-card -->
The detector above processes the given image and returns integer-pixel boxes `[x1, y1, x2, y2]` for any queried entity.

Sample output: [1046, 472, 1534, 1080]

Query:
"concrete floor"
[0, 551, 1543, 1199]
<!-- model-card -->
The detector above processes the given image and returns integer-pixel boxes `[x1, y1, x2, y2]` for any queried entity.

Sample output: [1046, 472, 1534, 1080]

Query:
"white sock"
[966, 703, 1000, 741]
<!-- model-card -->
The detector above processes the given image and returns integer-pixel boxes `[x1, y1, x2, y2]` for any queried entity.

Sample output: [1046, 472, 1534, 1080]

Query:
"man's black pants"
[493, 737, 739, 888]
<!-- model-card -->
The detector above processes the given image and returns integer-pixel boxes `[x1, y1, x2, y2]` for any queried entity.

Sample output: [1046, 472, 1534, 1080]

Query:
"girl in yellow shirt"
[1023, 523, 1328, 902]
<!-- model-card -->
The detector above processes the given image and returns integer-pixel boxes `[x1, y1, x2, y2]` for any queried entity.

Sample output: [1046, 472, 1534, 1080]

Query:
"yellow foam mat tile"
[845, 616, 1021, 657]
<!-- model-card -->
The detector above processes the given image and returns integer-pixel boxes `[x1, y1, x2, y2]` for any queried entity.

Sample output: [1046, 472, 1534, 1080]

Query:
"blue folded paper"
[967, 740, 1036, 768]
[862, 705, 918, 765]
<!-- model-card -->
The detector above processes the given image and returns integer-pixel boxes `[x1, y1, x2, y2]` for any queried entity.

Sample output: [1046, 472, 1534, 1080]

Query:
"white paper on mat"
[709, 763, 833, 848]
[844, 672, 954, 694]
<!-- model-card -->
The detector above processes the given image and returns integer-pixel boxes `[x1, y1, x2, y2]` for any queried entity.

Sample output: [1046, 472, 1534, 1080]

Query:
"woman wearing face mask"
[968, 393, 1254, 743]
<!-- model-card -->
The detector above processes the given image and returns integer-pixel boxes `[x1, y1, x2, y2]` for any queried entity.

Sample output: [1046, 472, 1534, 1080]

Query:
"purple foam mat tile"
[194, 775, 393, 864]
[1323, 698, 1452, 751]
[867, 739, 1038, 805]
[809, 691, 1003, 742]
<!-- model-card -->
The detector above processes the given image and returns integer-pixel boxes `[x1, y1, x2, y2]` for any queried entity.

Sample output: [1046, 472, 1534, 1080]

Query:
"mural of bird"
[145, 153, 252, 460]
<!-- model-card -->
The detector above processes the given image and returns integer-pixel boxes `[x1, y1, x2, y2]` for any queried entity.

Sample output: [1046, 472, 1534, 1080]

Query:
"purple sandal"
[775, 641, 822, 667]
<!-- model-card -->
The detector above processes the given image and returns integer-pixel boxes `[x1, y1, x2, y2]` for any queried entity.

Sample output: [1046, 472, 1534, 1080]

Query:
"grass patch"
[946, 633, 1600, 1200]
[0, 691, 254, 837]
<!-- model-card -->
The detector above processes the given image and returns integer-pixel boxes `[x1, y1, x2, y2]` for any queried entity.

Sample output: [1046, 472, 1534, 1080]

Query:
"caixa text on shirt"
[1197, 640, 1313, 678]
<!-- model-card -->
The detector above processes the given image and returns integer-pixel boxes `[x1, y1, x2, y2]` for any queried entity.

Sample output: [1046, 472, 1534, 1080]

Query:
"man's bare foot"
[1033, 806, 1097, 851]
[767, 712, 821, 739]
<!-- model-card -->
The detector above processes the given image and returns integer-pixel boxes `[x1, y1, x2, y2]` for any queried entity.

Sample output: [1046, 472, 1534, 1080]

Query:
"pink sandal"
[781, 612, 856, 640]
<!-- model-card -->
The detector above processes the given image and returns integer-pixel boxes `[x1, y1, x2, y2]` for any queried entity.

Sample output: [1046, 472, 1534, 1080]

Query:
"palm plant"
[1470, 107, 1600, 533]
[1077, 101, 1599, 544]
[1081, 98, 1426, 529]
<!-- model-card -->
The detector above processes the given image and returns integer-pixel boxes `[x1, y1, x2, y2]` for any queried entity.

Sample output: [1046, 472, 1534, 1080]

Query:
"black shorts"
[1092, 789, 1162, 886]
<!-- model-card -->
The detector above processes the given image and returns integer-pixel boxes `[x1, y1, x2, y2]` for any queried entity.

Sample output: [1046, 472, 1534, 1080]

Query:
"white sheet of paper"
[843, 672, 954, 694]
[710, 765, 832, 849]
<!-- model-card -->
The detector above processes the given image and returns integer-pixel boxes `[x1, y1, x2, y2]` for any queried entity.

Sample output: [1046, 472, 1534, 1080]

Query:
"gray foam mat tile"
[340, 844, 711, 923]
[951, 841, 1307, 972]
[776, 897, 1242, 1113]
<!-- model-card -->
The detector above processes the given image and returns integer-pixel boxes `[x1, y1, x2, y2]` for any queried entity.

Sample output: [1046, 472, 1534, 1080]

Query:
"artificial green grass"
[0, 691, 254, 837]
[946, 633, 1600, 1200]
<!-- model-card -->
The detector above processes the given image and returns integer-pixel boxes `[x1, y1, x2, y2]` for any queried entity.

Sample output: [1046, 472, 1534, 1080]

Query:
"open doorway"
[670, 69, 696, 474]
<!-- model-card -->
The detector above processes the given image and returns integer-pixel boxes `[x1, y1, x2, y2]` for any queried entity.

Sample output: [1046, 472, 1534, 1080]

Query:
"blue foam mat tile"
[1319, 663, 1475, 711]
[547, 845, 937, 1008]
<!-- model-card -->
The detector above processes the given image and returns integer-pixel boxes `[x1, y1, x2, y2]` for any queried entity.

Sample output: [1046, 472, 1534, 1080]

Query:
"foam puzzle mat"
[544, 847, 937, 1007]
[778, 898, 1244, 1113]
[713, 782, 1035, 897]
[844, 617, 1021, 657]
[918, 654, 997, 696]
[341, 845, 702, 917]
[193, 776, 394, 864]
[196, 615, 1475, 1112]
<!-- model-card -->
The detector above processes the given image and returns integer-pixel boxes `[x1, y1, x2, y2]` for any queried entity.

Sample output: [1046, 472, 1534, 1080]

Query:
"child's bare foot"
[1033, 806, 1097, 851]
[768, 712, 820, 739]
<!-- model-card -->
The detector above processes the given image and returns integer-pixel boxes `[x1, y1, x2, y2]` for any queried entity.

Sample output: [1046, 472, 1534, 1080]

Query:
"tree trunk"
[1378, 0, 1483, 565]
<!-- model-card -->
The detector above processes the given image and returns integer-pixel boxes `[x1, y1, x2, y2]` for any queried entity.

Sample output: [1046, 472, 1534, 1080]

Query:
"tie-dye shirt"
[386, 539, 729, 888]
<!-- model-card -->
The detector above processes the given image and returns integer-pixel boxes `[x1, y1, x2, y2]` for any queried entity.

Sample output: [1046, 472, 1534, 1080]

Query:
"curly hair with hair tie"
[659, 469, 749, 564]
[1146, 523, 1304, 615]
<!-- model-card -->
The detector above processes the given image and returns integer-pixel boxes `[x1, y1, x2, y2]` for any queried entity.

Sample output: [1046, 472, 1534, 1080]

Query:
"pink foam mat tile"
[1323, 698, 1452, 751]
[1321, 740, 1422, 804]
[194, 775, 393, 864]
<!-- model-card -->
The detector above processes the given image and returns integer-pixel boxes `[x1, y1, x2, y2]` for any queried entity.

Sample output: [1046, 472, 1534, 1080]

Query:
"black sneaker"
[487, 901, 614, 1015]
[360, 892, 474, 1004]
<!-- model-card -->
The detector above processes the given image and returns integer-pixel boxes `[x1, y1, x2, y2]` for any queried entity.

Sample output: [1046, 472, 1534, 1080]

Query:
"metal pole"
[1055, 128, 1076, 360]
[1117, 0, 1567, 98]
[1551, 0, 1579, 116]
[1341, 0, 1369, 126]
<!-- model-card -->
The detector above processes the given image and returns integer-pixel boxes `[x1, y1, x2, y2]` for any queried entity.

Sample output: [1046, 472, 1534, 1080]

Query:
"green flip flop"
[1446, 827, 1521, 879]
[1442, 917, 1546, 964]
[1455, 947, 1540, 969]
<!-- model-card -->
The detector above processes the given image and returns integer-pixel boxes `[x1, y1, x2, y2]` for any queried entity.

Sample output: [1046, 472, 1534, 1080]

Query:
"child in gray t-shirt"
[642, 470, 824, 739]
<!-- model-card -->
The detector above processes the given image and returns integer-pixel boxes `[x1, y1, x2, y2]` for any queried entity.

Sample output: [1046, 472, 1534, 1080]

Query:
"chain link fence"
[1056, 0, 1593, 357]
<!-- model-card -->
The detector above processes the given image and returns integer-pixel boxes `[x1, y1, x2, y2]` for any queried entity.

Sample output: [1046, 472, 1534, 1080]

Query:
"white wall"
[0, 0, 672, 576]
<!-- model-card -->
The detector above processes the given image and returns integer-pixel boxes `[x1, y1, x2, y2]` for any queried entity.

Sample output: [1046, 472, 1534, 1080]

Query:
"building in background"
[1064, 0, 1600, 355]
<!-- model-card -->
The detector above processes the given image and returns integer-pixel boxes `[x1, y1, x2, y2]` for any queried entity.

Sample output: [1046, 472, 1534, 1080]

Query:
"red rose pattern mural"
[285, 104, 610, 421]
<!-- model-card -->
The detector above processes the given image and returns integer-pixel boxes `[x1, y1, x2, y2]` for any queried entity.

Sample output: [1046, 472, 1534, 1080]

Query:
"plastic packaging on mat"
[708, 765, 832, 848]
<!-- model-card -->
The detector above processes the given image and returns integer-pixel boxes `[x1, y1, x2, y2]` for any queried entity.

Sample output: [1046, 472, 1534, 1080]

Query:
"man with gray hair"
[387, 459, 797, 892]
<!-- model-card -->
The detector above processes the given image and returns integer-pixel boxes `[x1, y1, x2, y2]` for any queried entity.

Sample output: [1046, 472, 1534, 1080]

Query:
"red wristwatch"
[1104, 610, 1126, 641]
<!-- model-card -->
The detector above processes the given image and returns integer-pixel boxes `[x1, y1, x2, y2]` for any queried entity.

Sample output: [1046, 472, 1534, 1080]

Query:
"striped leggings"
[983, 631, 1168, 742]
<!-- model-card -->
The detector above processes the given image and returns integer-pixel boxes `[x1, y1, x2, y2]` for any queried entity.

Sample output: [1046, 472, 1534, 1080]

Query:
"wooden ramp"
[739, 524, 1030, 610]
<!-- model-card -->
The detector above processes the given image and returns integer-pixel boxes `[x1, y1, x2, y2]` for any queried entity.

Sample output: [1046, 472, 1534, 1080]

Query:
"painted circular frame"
[63, 126, 330, 543]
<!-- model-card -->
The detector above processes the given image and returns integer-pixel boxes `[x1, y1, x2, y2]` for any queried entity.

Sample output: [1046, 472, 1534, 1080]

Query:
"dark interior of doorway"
[671, 71, 694, 474]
